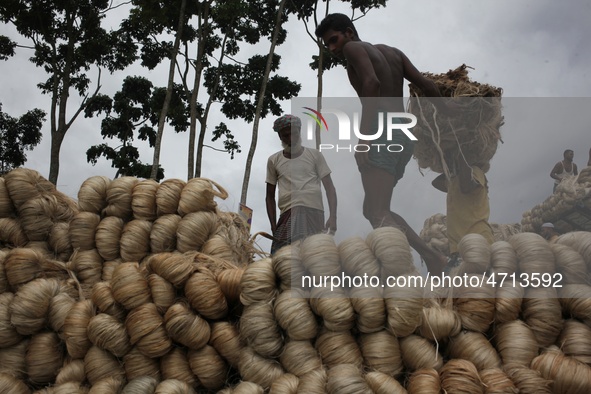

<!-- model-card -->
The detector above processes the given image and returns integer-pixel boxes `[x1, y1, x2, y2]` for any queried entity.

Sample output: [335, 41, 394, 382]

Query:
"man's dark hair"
[315, 13, 358, 38]
[564, 149, 573, 156]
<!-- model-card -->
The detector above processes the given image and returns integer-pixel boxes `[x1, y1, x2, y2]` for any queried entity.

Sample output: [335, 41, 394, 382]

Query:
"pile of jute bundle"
[0, 168, 257, 393]
[522, 166, 591, 233]
[420, 213, 522, 256]
[408, 64, 504, 174]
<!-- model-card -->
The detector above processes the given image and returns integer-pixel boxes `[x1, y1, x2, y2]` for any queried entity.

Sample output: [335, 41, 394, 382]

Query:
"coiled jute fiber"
[407, 368, 441, 394]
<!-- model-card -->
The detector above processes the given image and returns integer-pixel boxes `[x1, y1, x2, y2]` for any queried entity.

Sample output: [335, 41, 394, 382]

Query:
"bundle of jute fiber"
[94, 216, 125, 261]
[69, 211, 101, 251]
[301, 233, 342, 277]
[149, 214, 181, 254]
[555, 231, 591, 270]
[521, 287, 563, 347]
[358, 330, 403, 378]
[478, 368, 518, 394]
[399, 334, 444, 372]
[131, 179, 159, 221]
[418, 300, 462, 342]
[326, 363, 372, 394]
[273, 289, 318, 341]
[102, 176, 139, 220]
[309, 287, 355, 332]
[408, 64, 503, 174]
[269, 373, 299, 394]
[0, 177, 16, 218]
[240, 301, 284, 358]
[119, 219, 152, 262]
[77, 175, 112, 214]
[237, 346, 284, 390]
[364, 371, 406, 394]
[279, 339, 323, 377]
[271, 243, 305, 291]
[0, 217, 28, 248]
[550, 243, 588, 285]
[531, 346, 591, 394]
[211, 211, 255, 266]
[160, 347, 197, 388]
[219, 381, 265, 394]
[384, 272, 424, 337]
[406, 368, 441, 394]
[177, 177, 228, 216]
[439, 358, 484, 394]
[453, 275, 495, 333]
[556, 319, 591, 365]
[366, 226, 415, 276]
[456, 233, 491, 275]
[558, 284, 591, 326]
[503, 363, 552, 394]
[494, 320, 539, 367]
[447, 330, 502, 371]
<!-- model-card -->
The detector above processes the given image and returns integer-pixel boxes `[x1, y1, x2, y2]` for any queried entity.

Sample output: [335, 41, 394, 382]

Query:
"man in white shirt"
[266, 115, 337, 253]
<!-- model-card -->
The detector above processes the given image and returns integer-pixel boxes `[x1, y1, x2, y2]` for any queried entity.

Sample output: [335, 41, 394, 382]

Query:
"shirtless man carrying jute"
[316, 13, 457, 273]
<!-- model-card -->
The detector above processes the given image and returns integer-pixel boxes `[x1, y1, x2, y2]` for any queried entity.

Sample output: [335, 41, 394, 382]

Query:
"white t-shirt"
[266, 147, 331, 215]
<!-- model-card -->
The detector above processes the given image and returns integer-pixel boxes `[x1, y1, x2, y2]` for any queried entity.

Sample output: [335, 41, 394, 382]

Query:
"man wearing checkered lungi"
[265, 115, 338, 254]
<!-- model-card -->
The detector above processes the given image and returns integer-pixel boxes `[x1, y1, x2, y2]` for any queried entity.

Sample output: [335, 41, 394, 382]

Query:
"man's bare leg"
[360, 166, 446, 274]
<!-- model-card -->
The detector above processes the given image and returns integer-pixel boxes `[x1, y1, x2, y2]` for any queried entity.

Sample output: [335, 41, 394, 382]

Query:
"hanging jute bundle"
[78, 176, 112, 214]
[364, 371, 406, 394]
[407, 368, 441, 394]
[503, 363, 552, 394]
[110, 262, 151, 310]
[240, 258, 277, 306]
[0, 177, 15, 217]
[399, 334, 444, 372]
[3, 168, 55, 210]
[149, 214, 181, 254]
[269, 373, 299, 394]
[0, 217, 28, 247]
[439, 358, 484, 394]
[273, 289, 318, 341]
[4, 247, 63, 289]
[209, 321, 242, 368]
[121, 376, 159, 394]
[301, 234, 342, 277]
[338, 236, 381, 278]
[556, 319, 591, 365]
[297, 368, 327, 394]
[551, 243, 588, 284]
[359, 330, 403, 378]
[69, 211, 101, 251]
[155, 178, 185, 216]
[84, 345, 126, 386]
[49, 221, 73, 260]
[177, 178, 228, 216]
[407, 64, 503, 174]
[9, 277, 62, 335]
[494, 320, 539, 367]
[214, 211, 255, 266]
[63, 299, 96, 359]
[48, 291, 76, 333]
[478, 368, 518, 394]
[384, 273, 424, 337]
[366, 227, 414, 276]
[102, 176, 139, 220]
[95, 216, 125, 261]
[453, 275, 495, 332]
[522, 287, 563, 347]
[147, 270, 176, 311]
[315, 329, 363, 370]
[326, 364, 372, 394]
[0, 293, 23, 347]
[531, 347, 591, 394]
[126, 302, 172, 358]
[494, 282, 524, 324]
[120, 219, 152, 262]
[123, 347, 161, 382]
[176, 211, 218, 253]
[0, 372, 30, 394]
[160, 347, 197, 388]
[216, 268, 244, 307]
[164, 301, 210, 351]
[349, 286, 386, 334]
[90, 281, 126, 321]
[185, 267, 228, 320]
[490, 240, 518, 275]
[87, 313, 132, 357]
[55, 358, 86, 385]
[419, 303, 462, 342]
[27, 333, 64, 386]
[448, 330, 501, 371]
[188, 345, 229, 391]
[457, 233, 491, 275]
[272, 244, 305, 291]
[68, 249, 103, 285]
[280, 340, 323, 377]
[309, 287, 355, 332]
[131, 179, 159, 221]
[240, 301, 283, 359]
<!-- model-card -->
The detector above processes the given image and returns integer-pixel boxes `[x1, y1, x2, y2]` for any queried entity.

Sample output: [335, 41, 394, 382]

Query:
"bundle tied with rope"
[408, 64, 504, 175]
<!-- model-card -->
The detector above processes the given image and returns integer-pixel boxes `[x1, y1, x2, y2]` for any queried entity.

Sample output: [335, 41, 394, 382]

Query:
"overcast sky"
[1, 0, 590, 260]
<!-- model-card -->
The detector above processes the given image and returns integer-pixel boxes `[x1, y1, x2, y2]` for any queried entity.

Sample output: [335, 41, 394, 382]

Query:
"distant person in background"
[432, 155, 494, 268]
[551, 149, 578, 193]
[266, 115, 337, 254]
[540, 222, 560, 243]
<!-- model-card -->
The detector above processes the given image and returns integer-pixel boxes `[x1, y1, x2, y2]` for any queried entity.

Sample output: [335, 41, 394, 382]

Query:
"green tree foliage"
[0, 35, 16, 60]
[0, 0, 137, 184]
[0, 103, 45, 174]
[84, 76, 190, 181]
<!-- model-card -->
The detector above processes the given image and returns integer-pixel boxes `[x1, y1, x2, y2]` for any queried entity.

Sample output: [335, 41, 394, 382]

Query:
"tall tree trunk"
[150, 0, 187, 180]
[240, 0, 287, 205]
[187, 1, 210, 179]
